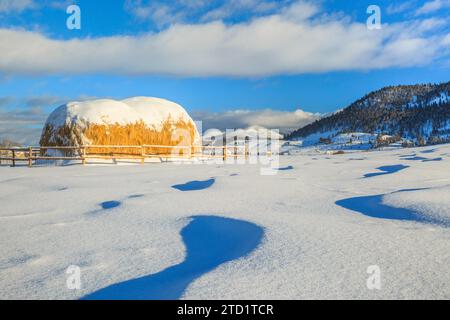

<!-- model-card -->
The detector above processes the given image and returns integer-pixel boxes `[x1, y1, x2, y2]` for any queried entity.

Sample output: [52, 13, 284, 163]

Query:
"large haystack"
[40, 97, 199, 156]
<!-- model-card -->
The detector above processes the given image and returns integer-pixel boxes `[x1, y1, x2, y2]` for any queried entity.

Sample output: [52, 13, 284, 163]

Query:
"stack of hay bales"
[39, 97, 199, 157]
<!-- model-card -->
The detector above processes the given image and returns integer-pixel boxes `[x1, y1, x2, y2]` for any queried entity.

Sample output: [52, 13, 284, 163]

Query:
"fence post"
[211, 137, 216, 157]
[82, 147, 86, 166]
[234, 136, 238, 160]
[257, 133, 260, 156]
[245, 136, 249, 161]
[141, 146, 145, 165]
[28, 147, 32, 168]
[223, 134, 227, 161]
[12, 149, 16, 167]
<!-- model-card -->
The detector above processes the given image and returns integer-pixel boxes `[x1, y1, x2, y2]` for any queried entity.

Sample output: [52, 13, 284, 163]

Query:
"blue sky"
[0, 0, 449, 143]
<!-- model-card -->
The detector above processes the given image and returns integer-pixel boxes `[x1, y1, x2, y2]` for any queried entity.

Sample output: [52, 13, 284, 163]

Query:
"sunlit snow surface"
[1, 144, 450, 299]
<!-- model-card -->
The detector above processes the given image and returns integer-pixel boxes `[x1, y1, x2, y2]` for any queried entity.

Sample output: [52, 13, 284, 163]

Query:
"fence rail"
[0, 139, 272, 167]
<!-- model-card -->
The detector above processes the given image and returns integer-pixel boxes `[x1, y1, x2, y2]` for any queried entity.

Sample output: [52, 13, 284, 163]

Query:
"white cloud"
[46, 0, 76, 10]
[125, 0, 215, 28]
[125, 0, 181, 28]
[0, 95, 95, 145]
[0, 96, 14, 107]
[386, 1, 415, 15]
[0, 106, 47, 145]
[443, 33, 450, 45]
[125, 0, 283, 26]
[200, 0, 280, 22]
[192, 108, 321, 132]
[0, 0, 77, 14]
[280, 0, 319, 21]
[0, 1, 448, 77]
[416, 0, 450, 15]
[0, 0, 35, 13]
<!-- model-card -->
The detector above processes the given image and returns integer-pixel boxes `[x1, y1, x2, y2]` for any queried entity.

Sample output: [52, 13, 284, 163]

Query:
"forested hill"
[287, 82, 450, 145]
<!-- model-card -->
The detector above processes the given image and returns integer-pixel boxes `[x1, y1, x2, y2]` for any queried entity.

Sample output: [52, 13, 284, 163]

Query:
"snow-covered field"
[1, 144, 449, 300]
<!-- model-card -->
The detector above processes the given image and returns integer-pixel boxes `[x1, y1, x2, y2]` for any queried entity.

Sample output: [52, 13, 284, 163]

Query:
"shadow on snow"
[100, 201, 121, 210]
[82, 215, 264, 300]
[363, 164, 409, 178]
[422, 157, 443, 162]
[172, 178, 215, 191]
[276, 165, 294, 171]
[336, 188, 448, 227]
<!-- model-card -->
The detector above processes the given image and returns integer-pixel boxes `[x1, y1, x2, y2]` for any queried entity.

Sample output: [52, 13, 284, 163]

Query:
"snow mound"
[383, 186, 450, 225]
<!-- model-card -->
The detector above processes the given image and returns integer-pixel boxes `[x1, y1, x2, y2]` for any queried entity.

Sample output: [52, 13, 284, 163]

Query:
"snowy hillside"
[1, 144, 449, 299]
[288, 82, 450, 146]
[281, 132, 379, 155]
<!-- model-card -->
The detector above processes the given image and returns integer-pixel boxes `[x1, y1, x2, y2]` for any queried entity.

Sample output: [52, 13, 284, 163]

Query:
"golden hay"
[39, 119, 198, 157]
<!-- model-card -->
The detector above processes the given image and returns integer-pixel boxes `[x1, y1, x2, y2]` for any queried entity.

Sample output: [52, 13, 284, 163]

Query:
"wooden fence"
[0, 137, 273, 167]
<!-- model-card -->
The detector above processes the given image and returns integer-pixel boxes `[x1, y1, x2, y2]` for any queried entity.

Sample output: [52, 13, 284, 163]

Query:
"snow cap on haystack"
[40, 97, 199, 147]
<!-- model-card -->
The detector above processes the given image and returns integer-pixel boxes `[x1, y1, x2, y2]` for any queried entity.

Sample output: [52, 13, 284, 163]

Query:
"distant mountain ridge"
[287, 82, 450, 146]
